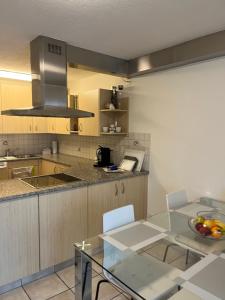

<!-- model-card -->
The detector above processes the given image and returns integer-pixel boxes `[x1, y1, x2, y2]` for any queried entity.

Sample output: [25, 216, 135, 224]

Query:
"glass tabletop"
[74, 199, 225, 300]
[75, 227, 182, 300]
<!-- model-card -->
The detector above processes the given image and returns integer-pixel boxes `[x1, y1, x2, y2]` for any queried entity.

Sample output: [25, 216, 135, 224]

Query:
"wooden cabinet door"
[33, 117, 47, 133]
[1, 79, 33, 134]
[119, 176, 148, 220]
[87, 181, 119, 237]
[39, 187, 88, 269]
[47, 118, 56, 133]
[40, 160, 55, 175]
[0, 196, 39, 286]
[55, 118, 70, 134]
[0, 167, 8, 180]
[40, 160, 69, 175]
[78, 90, 99, 136]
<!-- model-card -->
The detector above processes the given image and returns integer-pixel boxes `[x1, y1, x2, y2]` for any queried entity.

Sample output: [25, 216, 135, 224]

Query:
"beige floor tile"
[49, 290, 74, 300]
[111, 294, 127, 300]
[57, 266, 75, 289]
[170, 252, 202, 271]
[0, 288, 29, 300]
[58, 265, 98, 288]
[92, 275, 120, 300]
[145, 240, 186, 263]
[23, 274, 68, 300]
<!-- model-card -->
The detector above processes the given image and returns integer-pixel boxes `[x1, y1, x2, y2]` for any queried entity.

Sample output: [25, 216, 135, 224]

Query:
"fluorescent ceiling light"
[0, 70, 31, 81]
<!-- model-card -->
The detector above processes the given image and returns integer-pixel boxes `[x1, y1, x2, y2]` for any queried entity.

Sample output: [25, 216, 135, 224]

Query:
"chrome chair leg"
[163, 243, 178, 262]
[163, 244, 190, 265]
[95, 279, 109, 300]
[185, 249, 190, 265]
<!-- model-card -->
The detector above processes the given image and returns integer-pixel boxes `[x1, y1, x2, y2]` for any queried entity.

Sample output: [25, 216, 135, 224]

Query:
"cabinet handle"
[35, 125, 38, 131]
[115, 184, 118, 196]
[79, 123, 83, 132]
[66, 124, 69, 131]
[121, 182, 125, 194]
[29, 125, 32, 132]
[54, 166, 57, 173]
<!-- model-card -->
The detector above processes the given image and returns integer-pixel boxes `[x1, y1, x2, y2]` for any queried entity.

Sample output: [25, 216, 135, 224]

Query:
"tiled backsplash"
[0, 134, 56, 156]
[58, 132, 151, 171]
[0, 133, 150, 171]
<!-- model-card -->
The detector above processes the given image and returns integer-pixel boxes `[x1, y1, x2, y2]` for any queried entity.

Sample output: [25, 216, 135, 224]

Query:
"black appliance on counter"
[94, 146, 112, 167]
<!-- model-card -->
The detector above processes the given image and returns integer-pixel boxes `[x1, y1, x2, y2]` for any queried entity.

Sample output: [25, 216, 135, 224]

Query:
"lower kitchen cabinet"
[39, 187, 88, 269]
[119, 176, 148, 220]
[88, 180, 120, 237]
[87, 175, 148, 237]
[40, 159, 70, 175]
[0, 196, 39, 286]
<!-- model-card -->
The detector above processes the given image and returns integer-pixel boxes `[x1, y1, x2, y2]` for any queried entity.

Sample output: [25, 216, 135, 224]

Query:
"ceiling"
[1, 0, 225, 73]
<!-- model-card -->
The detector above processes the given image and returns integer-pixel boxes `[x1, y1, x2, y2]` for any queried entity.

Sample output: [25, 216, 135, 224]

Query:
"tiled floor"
[0, 240, 202, 300]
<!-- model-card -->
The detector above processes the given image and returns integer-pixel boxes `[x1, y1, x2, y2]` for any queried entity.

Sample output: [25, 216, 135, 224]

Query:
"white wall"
[128, 57, 225, 215]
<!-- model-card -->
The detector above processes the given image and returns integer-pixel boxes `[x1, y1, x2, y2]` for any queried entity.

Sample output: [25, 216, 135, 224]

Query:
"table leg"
[75, 247, 92, 300]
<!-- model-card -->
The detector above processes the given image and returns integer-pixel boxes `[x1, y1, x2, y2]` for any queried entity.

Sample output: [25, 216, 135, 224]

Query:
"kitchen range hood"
[2, 36, 94, 118]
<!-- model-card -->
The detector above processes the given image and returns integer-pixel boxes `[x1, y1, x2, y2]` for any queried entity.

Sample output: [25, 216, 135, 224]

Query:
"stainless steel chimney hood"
[2, 36, 94, 118]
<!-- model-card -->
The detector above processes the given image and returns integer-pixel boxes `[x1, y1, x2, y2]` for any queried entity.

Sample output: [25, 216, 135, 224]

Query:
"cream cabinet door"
[33, 117, 48, 133]
[119, 176, 148, 220]
[78, 90, 99, 136]
[55, 118, 70, 134]
[47, 118, 70, 134]
[0, 79, 33, 134]
[87, 181, 120, 237]
[0, 196, 39, 286]
[40, 160, 69, 175]
[39, 187, 88, 269]
[47, 118, 56, 133]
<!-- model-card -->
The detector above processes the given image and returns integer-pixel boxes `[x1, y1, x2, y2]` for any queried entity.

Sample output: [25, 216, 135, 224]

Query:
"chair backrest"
[166, 190, 188, 210]
[103, 204, 135, 233]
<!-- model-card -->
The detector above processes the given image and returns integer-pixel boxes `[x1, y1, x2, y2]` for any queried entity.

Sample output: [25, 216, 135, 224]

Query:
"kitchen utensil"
[116, 126, 122, 133]
[52, 140, 58, 154]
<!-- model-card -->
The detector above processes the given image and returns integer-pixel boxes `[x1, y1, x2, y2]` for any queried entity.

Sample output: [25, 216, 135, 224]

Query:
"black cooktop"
[21, 173, 82, 189]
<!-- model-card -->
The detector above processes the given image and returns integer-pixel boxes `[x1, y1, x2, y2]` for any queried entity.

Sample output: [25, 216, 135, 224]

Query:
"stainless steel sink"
[20, 173, 82, 189]
[0, 156, 17, 161]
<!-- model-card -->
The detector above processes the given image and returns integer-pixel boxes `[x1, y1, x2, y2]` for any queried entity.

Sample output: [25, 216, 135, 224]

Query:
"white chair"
[166, 190, 188, 211]
[95, 204, 179, 300]
[164, 190, 190, 264]
[95, 205, 135, 300]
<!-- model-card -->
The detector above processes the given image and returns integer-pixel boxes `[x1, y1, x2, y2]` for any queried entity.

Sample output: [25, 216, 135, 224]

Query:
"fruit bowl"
[188, 211, 225, 240]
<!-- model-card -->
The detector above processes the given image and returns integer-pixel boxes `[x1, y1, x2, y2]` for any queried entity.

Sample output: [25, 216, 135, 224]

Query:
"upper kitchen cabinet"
[78, 89, 129, 136]
[47, 118, 70, 134]
[0, 79, 33, 134]
[0, 79, 47, 134]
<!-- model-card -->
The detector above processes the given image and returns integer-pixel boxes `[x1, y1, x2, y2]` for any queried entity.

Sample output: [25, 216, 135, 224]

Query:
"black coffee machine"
[94, 146, 112, 167]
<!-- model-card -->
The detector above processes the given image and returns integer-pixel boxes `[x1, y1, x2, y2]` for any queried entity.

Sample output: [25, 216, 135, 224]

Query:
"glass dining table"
[74, 197, 225, 300]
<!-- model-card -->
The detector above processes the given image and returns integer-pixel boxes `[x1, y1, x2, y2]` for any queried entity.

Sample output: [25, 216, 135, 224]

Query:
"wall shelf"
[100, 132, 128, 136]
[100, 109, 128, 112]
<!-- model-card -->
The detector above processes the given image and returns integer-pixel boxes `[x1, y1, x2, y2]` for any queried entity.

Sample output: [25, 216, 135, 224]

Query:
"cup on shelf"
[102, 126, 109, 133]
[116, 127, 122, 133]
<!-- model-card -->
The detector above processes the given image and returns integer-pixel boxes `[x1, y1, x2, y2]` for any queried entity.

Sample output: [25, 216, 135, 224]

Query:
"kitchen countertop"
[0, 154, 149, 202]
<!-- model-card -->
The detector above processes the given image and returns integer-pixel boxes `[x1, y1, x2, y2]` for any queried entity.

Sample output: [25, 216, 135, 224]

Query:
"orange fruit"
[203, 219, 216, 228]
[211, 226, 222, 239]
